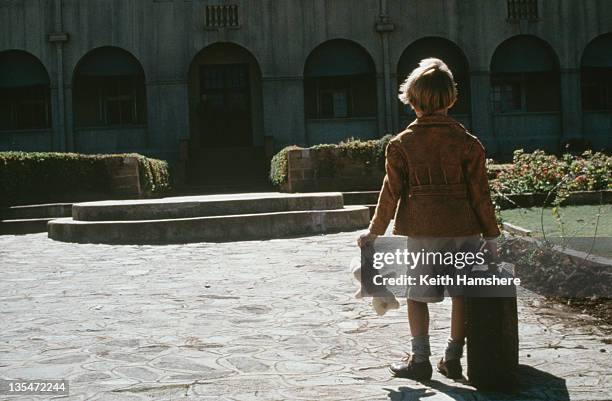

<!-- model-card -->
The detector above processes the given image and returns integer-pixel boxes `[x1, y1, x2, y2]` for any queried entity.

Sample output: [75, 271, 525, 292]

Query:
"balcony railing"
[205, 5, 239, 29]
[507, 0, 538, 21]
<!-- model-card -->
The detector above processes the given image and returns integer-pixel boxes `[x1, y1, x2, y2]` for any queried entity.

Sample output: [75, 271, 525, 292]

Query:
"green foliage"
[269, 145, 300, 186]
[491, 149, 612, 199]
[0, 152, 170, 206]
[135, 155, 171, 196]
[376, 134, 393, 168]
[269, 136, 394, 186]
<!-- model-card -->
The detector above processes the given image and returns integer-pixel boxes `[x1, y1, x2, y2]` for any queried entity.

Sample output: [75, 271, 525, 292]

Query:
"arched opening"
[397, 37, 471, 126]
[581, 33, 612, 111]
[73, 47, 147, 127]
[303, 39, 377, 145]
[187, 42, 265, 186]
[490, 35, 561, 155]
[0, 50, 51, 131]
[490, 36, 560, 113]
[581, 33, 612, 151]
[188, 42, 262, 149]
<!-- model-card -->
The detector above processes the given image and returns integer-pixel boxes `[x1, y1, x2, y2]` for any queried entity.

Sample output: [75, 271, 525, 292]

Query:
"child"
[357, 58, 500, 381]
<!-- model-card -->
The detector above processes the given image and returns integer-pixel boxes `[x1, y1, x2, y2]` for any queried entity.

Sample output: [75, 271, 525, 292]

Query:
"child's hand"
[357, 231, 378, 248]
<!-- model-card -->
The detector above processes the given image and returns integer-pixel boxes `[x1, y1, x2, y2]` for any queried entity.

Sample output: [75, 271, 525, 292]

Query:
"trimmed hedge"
[0, 152, 170, 206]
[270, 135, 393, 186]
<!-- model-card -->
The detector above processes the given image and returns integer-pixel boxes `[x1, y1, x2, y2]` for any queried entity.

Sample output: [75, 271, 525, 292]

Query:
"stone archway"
[489, 35, 561, 156]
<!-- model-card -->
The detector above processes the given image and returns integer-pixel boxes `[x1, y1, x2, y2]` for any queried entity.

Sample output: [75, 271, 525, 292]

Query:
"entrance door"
[198, 63, 252, 147]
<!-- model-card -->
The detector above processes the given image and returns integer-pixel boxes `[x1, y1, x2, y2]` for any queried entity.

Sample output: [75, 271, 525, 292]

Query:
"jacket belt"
[409, 184, 468, 197]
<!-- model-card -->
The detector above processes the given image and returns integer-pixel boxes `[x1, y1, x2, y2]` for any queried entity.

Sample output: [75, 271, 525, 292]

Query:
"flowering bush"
[491, 149, 612, 196]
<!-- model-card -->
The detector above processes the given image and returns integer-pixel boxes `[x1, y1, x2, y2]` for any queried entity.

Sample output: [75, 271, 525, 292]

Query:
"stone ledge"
[71, 192, 345, 221]
[48, 206, 370, 244]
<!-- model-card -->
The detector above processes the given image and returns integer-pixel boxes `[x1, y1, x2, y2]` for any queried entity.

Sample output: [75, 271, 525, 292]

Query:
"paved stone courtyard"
[0, 231, 610, 400]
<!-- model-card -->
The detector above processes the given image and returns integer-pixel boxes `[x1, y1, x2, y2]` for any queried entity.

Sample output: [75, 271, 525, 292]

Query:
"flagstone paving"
[0, 232, 610, 400]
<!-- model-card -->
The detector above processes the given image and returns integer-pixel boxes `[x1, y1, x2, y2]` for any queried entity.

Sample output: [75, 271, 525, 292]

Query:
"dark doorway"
[186, 43, 267, 189]
[198, 63, 252, 147]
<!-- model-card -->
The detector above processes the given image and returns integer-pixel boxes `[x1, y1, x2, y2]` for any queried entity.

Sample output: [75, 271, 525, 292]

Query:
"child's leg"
[450, 296, 465, 341]
[408, 299, 429, 336]
[408, 299, 430, 362]
[445, 296, 465, 362]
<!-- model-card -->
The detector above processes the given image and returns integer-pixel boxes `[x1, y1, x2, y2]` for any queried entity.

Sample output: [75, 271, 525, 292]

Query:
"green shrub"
[0, 152, 170, 206]
[270, 145, 300, 186]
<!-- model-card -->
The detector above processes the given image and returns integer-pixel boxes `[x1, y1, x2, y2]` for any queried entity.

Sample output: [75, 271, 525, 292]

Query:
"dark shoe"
[389, 354, 432, 381]
[437, 357, 462, 380]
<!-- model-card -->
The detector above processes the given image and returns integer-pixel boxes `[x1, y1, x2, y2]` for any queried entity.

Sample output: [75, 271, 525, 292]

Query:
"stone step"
[72, 192, 345, 221]
[48, 206, 370, 244]
[342, 191, 379, 205]
[1, 203, 73, 220]
[366, 204, 376, 218]
[0, 218, 54, 235]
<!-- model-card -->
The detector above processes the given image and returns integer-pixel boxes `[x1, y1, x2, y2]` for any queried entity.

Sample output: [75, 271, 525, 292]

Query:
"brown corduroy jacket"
[368, 114, 501, 238]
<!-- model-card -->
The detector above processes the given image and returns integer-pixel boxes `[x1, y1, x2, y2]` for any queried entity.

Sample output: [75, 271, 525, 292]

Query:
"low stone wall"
[281, 148, 384, 193]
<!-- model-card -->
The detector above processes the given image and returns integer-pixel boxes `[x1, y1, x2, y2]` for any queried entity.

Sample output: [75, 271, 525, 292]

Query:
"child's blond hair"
[398, 58, 457, 114]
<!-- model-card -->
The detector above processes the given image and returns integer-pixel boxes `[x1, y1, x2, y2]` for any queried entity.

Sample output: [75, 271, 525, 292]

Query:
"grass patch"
[501, 205, 612, 257]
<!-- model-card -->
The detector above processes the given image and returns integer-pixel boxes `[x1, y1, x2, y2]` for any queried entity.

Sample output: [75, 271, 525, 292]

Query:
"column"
[559, 68, 583, 141]
[470, 70, 498, 156]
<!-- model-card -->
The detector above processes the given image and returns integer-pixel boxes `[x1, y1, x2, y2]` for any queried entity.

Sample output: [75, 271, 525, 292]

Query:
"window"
[0, 50, 51, 131]
[581, 34, 612, 111]
[73, 47, 147, 127]
[105, 77, 139, 125]
[206, 5, 239, 29]
[0, 86, 51, 130]
[304, 40, 377, 119]
[491, 80, 522, 113]
[74, 75, 146, 126]
[304, 75, 376, 119]
[582, 68, 612, 111]
[507, 0, 538, 21]
[491, 73, 559, 113]
[320, 90, 348, 118]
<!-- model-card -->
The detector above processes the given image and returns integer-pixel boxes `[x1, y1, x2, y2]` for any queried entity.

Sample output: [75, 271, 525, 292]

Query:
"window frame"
[0, 85, 51, 131]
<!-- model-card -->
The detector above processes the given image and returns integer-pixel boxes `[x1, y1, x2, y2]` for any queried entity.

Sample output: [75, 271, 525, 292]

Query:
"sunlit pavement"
[0, 232, 610, 400]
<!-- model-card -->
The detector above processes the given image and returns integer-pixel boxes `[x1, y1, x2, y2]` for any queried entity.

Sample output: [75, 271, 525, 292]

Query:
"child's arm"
[367, 139, 405, 236]
[464, 139, 501, 239]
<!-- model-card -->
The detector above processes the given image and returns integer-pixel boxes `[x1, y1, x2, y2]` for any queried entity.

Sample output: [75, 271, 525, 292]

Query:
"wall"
[0, 0, 611, 165]
[283, 148, 384, 193]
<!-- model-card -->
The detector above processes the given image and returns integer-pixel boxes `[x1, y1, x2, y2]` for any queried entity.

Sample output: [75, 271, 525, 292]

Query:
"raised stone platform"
[48, 193, 370, 244]
[72, 192, 344, 221]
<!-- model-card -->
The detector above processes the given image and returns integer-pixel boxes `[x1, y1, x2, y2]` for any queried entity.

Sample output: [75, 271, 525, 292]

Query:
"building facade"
[1, 0, 611, 183]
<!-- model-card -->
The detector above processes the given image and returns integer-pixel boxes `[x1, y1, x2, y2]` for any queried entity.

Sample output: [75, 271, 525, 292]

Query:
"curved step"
[72, 192, 344, 221]
[48, 206, 370, 244]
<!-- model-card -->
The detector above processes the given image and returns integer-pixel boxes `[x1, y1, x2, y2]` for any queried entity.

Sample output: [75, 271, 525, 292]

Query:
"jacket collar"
[408, 114, 460, 127]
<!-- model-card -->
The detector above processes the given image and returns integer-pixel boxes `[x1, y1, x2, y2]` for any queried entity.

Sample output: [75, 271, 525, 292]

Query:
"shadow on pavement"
[385, 365, 569, 401]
